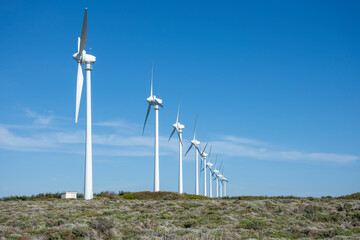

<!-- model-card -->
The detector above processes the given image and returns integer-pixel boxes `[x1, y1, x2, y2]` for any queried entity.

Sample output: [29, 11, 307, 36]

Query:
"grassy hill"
[0, 192, 359, 239]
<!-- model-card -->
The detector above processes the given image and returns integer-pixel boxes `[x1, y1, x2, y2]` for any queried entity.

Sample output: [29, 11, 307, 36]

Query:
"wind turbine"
[204, 146, 213, 198]
[168, 97, 185, 194]
[72, 8, 96, 200]
[199, 143, 208, 196]
[185, 117, 201, 195]
[222, 176, 228, 197]
[142, 61, 164, 192]
[217, 162, 224, 198]
[211, 156, 219, 198]
[222, 166, 229, 197]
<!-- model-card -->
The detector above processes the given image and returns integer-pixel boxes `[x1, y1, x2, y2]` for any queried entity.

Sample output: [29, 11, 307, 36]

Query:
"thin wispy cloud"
[0, 110, 358, 163]
[25, 109, 54, 125]
[209, 137, 358, 164]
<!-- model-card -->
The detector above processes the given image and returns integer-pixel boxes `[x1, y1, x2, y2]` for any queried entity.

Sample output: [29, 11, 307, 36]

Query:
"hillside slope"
[0, 192, 359, 239]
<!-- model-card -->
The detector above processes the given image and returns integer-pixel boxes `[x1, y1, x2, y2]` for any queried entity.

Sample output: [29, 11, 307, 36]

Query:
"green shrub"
[238, 219, 263, 230]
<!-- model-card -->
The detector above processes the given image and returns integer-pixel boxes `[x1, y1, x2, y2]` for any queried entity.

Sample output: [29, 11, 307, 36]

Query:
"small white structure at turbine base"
[61, 192, 77, 199]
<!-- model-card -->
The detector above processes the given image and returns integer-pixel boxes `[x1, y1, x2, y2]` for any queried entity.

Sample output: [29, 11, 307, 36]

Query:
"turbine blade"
[208, 146, 212, 161]
[77, 37, 80, 52]
[185, 144, 193, 156]
[176, 96, 181, 123]
[177, 131, 183, 145]
[79, 8, 87, 54]
[75, 62, 84, 123]
[193, 115, 198, 140]
[201, 143, 208, 154]
[195, 145, 201, 154]
[142, 103, 151, 135]
[150, 60, 153, 97]
[168, 128, 176, 141]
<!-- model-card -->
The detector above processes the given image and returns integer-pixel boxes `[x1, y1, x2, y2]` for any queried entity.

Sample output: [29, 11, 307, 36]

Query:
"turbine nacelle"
[191, 139, 200, 146]
[172, 122, 185, 131]
[146, 95, 163, 106]
[207, 162, 213, 168]
[73, 51, 96, 64]
[201, 152, 208, 158]
[213, 169, 219, 175]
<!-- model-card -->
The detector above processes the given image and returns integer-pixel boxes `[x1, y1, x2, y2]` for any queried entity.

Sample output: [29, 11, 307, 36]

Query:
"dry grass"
[0, 192, 359, 239]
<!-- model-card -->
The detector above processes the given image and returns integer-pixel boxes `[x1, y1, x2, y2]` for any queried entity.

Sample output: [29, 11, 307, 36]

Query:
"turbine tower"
[185, 117, 201, 195]
[72, 8, 96, 200]
[143, 61, 163, 192]
[169, 97, 185, 194]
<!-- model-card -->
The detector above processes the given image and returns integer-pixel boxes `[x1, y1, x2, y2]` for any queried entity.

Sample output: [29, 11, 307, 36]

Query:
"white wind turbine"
[142, 61, 163, 192]
[211, 156, 219, 198]
[204, 146, 213, 198]
[185, 117, 201, 195]
[217, 162, 224, 198]
[168, 97, 185, 194]
[199, 143, 208, 196]
[72, 8, 96, 200]
[222, 166, 229, 197]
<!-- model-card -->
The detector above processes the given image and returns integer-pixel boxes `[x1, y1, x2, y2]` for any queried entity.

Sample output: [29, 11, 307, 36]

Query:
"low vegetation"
[0, 191, 359, 239]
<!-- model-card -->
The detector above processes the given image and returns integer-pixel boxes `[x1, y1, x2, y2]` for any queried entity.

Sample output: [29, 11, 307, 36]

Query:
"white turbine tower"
[199, 143, 208, 196]
[185, 117, 201, 195]
[142, 61, 163, 192]
[72, 8, 96, 200]
[168, 97, 185, 194]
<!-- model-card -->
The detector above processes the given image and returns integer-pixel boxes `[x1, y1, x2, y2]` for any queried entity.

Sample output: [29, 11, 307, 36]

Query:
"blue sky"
[0, 0, 359, 197]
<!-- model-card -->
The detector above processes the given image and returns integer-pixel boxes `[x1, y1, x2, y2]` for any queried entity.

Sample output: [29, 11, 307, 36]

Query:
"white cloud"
[0, 125, 54, 150]
[25, 109, 54, 125]
[0, 114, 358, 164]
[209, 137, 359, 164]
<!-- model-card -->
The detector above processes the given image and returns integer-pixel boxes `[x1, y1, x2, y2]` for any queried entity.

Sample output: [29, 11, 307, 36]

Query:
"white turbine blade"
[77, 37, 80, 52]
[201, 143, 208, 155]
[208, 146, 212, 161]
[185, 143, 193, 156]
[168, 128, 176, 141]
[79, 8, 87, 54]
[176, 96, 181, 123]
[150, 60, 153, 97]
[195, 145, 201, 154]
[193, 116, 197, 140]
[176, 131, 183, 145]
[142, 103, 151, 135]
[75, 62, 84, 123]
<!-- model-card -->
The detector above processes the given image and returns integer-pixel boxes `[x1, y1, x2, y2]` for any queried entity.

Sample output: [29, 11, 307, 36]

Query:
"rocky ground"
[0, 192, 359, 239]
